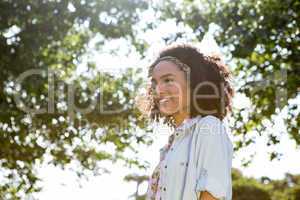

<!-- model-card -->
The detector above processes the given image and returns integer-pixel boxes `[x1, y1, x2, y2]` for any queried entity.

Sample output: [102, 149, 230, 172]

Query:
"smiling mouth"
[158, 97, 172, 104]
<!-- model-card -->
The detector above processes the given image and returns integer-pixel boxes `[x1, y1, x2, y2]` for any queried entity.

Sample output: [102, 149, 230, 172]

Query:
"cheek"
[169, 85, 188, 104]
[178, 85, 189, 107]
[169, 86, 181, 95]
[172, 83, 187, 97]
[168, 82, 185, 94]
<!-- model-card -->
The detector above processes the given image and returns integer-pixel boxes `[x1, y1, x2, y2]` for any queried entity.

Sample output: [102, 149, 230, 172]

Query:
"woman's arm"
[198, 191, 218, 200]
[194, 116, 233, 200]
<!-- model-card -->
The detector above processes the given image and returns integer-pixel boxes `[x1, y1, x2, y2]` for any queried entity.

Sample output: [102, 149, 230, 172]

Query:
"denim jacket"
[146, 115, 233, 200]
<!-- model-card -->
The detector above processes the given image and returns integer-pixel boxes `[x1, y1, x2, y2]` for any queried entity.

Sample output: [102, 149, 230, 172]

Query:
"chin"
[159, 107, 178, 117]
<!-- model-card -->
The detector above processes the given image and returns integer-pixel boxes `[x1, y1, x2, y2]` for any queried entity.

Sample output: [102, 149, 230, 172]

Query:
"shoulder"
[193, 115, 233, 150]
[195, 115, 225, 135]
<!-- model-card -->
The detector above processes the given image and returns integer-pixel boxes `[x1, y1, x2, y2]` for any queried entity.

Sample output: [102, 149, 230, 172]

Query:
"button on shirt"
[147, 115, 233, 200]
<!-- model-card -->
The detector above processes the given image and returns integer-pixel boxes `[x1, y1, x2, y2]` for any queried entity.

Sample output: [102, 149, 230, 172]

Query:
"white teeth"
[160, 99, 168, 103]
[159, 97, 171, 104]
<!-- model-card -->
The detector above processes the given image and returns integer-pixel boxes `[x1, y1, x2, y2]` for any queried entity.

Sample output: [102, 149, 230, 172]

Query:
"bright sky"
[34, 6, 300, 200]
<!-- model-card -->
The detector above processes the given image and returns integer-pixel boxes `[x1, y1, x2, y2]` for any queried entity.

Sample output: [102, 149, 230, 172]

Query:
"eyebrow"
[151, 73, 175, 83]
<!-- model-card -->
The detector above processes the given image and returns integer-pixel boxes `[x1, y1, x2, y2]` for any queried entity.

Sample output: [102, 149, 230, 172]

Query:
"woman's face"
[151, 60, 189, 117]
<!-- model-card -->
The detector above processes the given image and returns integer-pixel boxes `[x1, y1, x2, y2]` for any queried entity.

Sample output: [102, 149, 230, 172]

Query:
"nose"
[154, 83, 160, 96]
[154, 82, 168, 98]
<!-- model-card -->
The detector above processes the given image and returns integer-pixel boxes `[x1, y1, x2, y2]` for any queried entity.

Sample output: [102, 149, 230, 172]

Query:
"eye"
[164, 78, 173, 83]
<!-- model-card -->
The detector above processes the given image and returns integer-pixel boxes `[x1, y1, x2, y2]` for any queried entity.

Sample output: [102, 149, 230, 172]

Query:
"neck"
[172, 112, 190, 128]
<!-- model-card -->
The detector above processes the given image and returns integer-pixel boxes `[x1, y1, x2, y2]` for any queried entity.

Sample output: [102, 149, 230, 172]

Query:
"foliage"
[1, 0, 300, 198]
[157, 0, 300, 161]
[124, 173, 148, 200]
[0, 0, 150, 198]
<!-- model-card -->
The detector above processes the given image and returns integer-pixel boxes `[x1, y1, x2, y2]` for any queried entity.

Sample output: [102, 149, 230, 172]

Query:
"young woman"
[139, 44, 234, 200]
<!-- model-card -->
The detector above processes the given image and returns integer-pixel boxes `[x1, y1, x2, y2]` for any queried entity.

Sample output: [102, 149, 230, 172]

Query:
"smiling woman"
[137, 44, 235, 200]
[151, 58, 190, 121]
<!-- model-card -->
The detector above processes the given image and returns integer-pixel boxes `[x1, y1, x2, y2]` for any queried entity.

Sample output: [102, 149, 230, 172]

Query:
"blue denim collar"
[171, 115, 202, 142]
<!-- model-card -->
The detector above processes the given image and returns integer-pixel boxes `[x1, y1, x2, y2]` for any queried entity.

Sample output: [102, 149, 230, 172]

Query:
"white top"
[156, 115, 233, 200]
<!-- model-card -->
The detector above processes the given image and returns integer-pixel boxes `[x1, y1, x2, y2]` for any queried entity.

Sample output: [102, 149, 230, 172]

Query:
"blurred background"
[0, 0, 299, 199]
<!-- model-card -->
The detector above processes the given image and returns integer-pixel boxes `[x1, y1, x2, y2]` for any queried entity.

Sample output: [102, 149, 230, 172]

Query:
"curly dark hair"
[139, 44, 234, 127]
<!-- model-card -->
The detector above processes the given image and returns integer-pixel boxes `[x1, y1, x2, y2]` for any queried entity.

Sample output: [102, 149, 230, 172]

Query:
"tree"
[124, 173, 148, 200]
[0, 0, 151, 199]
[156, 0, 300, 161]
[267, 173, 300, 200]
